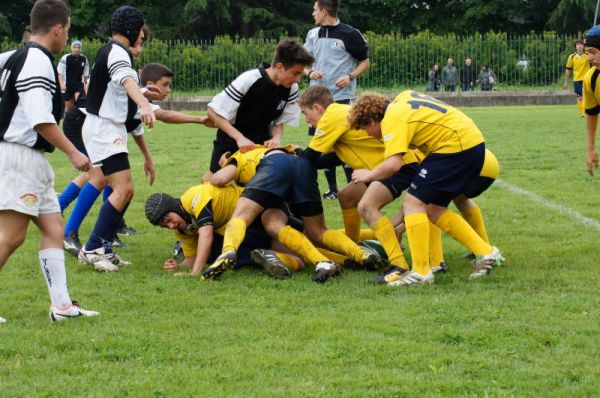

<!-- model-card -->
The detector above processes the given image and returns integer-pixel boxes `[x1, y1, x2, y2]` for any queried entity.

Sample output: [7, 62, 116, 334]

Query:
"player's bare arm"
[36, 123, 90, 171]
[191, 225, 214, 276]
[124, 78, 156, 128]
[352, 154, 403, 183]
[207, 108, 255, 152]
[264, 124, 283, 148]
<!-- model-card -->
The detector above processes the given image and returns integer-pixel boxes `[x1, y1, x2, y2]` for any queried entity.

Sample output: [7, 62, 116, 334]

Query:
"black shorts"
[461, 176, 495, 199]
[64, 83, 84, 101]
[407, 143, 485, 207]
[243, 153, 323, 217]
[379, 163, 419, 198]
[95, 152, 130, 176]
[574, 81, 583, 97]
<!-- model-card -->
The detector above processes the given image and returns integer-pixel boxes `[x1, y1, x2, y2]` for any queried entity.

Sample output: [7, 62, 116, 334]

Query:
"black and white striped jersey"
[86, 40, 138, 124]
[208, 64, 300, 150]
[0, 43, 61, 152]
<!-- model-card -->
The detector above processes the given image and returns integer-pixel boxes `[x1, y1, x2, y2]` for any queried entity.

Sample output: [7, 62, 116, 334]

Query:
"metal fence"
[1, 32, 581, 93]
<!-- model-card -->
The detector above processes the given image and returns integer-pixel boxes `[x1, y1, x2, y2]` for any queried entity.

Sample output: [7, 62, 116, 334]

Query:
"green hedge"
[0, 31, 578, 92]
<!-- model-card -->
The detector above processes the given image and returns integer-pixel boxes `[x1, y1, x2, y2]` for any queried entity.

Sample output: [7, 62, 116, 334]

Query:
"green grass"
[2, 105, 600, 397]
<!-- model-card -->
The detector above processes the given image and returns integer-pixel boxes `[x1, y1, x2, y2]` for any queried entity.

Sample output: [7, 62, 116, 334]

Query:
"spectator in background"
[460, 57, 476, 91]
[426, 64, 441, 92]
[441, 58, 458, 92]
[477, 64, 496, 91]
[304, 0, 370, 200]
[58, 40, 89, 112]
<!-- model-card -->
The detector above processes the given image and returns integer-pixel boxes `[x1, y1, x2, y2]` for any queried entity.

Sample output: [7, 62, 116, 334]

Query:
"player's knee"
[357, 199, 374, 220]
[337, 188, 356, 208]
[1, 230, 26, 252]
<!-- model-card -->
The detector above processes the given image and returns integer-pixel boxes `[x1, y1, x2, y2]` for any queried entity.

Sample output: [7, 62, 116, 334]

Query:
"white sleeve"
[16, 48, 57, 129]
[274, 84, 300, 127]
[0, 50, 17, 70]
[57, 54, 67, 76]
[83, 56, 90, 78]
[207, 69, 261, 122]
[108, 44, 138, 85]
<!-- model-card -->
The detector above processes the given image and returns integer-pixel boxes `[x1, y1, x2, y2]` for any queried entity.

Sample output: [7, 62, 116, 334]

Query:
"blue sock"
[64, 183, 101, 237]
[58, 182, 82, 213]
[85, 200, 122, 253]
[103, 186, 113, 202]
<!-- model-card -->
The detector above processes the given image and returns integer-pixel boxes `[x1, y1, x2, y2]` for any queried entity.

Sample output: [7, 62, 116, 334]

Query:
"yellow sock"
[359, 228, 375, 241]
[278, 226, 328, 264]
[460, 205, 490, 244]
[317, 247, 348, 264]
[435, 210, 492, 256]
[428, 222, 444, 267]
[372, 216, 409, 270]
[274, 252, 303, 271]
[405, 213, 430, 276]
[341, 207, 361, 242]
[577, 99, 585, 118]
[222, 217, 247, 253]
[322, 229, 364, 262]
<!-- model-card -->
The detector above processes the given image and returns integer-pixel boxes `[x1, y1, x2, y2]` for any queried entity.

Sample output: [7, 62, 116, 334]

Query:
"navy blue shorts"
[244, 153, 323, 217]
[408, 143, 485, 207]
[461, 176, 495, 199]
[574, 81, 583, 97]
[380, 163, 419, 198]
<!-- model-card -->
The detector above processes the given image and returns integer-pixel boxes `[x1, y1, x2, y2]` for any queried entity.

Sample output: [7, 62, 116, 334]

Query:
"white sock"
[39, 248, 72, 308]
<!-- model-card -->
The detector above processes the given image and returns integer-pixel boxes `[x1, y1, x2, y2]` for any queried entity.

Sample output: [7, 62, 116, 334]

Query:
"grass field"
[2, 105, 600, 397]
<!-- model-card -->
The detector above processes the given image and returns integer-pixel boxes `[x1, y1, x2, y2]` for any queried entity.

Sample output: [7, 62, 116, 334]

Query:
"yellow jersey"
[566, 52, 591, 81]
[309, 103, 386, 169]
[381, 90, 484, 159]
[174, 183, 242, 256]
[583, 67, 600, 114]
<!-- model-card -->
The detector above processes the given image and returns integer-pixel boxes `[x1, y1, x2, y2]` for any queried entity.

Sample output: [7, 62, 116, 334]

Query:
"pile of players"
[0, 0, 510, 324]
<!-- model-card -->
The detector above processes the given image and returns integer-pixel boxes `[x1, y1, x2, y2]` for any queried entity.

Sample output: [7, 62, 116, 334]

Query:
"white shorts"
[0, 142, 60, 216]
[82, 113, 129, 165]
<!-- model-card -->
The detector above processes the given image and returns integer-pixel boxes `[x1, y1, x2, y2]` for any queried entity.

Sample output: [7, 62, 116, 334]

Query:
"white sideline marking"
[496, 179, 600, 233]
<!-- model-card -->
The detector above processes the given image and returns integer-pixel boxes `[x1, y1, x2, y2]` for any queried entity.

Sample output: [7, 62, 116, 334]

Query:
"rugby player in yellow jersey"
[201, 146, 387, 283]
[349, 90, 505, 286]
[563, 39, 591, 118]
[299, 85, 416, 273]
[144, 183, 303, 279]
[583, 26, 600, 176]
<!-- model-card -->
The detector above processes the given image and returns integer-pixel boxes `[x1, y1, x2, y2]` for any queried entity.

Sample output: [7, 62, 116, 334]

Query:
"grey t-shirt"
[304, 20, 369, 101]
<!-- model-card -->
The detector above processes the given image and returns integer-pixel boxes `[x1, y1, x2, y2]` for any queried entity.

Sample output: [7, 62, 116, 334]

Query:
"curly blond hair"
[348, 92, 390, 130]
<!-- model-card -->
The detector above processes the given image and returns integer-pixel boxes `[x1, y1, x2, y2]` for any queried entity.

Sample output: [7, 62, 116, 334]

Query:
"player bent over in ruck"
[0, 0, 98, 323]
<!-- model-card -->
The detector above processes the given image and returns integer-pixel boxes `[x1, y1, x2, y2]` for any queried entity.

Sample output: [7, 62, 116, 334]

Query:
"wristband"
[348, 73, 355, 81]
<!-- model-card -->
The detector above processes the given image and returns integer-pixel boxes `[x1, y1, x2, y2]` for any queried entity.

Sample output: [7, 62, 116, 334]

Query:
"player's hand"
[140, 103, 156, 129]
[237, 136, 255, 152]
[264, 137, 280, 148]
[352, 169, 371, 184]
[587, 150, 599, 176]
[143, 85, 164, 102]
[562, 82, 568, 90]
[144, 158, 155, 185]
[60, 83, 66, 92]
[335, 74, 351, 89]
[308, 70, 324, 80]
[201, 171, 214, 183]
[69, 150, 91, 172]
[164, 258, 179, 271]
